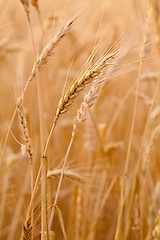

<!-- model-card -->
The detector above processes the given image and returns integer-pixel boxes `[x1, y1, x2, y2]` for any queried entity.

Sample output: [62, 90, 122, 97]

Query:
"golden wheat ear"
[47, 169, 84, 183]
[29, 17, 76, 82]
[54, 52, 116, 127]
[31, 0, 39, 12]
[20, 0, 30, 20]
[17, 98, 33, 162]
[22, 218, 32, 240]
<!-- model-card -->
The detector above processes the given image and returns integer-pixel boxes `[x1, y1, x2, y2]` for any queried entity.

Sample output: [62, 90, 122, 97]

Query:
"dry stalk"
[75, 187, 82, 240]
[54, 206, 68, 240]
[91, 174, 117, 230]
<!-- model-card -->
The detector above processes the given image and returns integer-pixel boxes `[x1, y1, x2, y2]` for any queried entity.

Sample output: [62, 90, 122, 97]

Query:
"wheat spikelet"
[47, 169, 84, 183]
[17, 98, 33, 162]
[54, 52, 116, 127]
[29, 17, 75, 82]
[22, 218, 32, 240]
[20, 0, 30, 20]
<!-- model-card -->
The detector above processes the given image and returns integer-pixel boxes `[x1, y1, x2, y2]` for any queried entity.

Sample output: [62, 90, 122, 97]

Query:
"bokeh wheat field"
[1, 0, 160, 239]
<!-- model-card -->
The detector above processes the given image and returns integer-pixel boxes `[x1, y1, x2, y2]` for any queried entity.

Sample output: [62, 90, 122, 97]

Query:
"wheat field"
[0, 0, 160, 239]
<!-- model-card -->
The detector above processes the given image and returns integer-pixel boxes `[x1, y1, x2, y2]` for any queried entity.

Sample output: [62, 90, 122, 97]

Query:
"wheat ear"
[54, 52, 116, 126]
[152, 209, 160, 239]
[20, 0, 30, 20]
[22, 218, 32, 240]
[47, 169, 84, 183]
[143, 124, 160, 171]
[43, 51, 116, 157]
[28, 17, 75, 82]
[31, 0, 39, 12]
[17, 98, 33, 162]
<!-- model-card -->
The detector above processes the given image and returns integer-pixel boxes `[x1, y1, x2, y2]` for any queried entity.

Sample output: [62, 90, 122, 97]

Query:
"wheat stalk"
[73, 83, 99, 134]
[75, 187, 82, 240]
